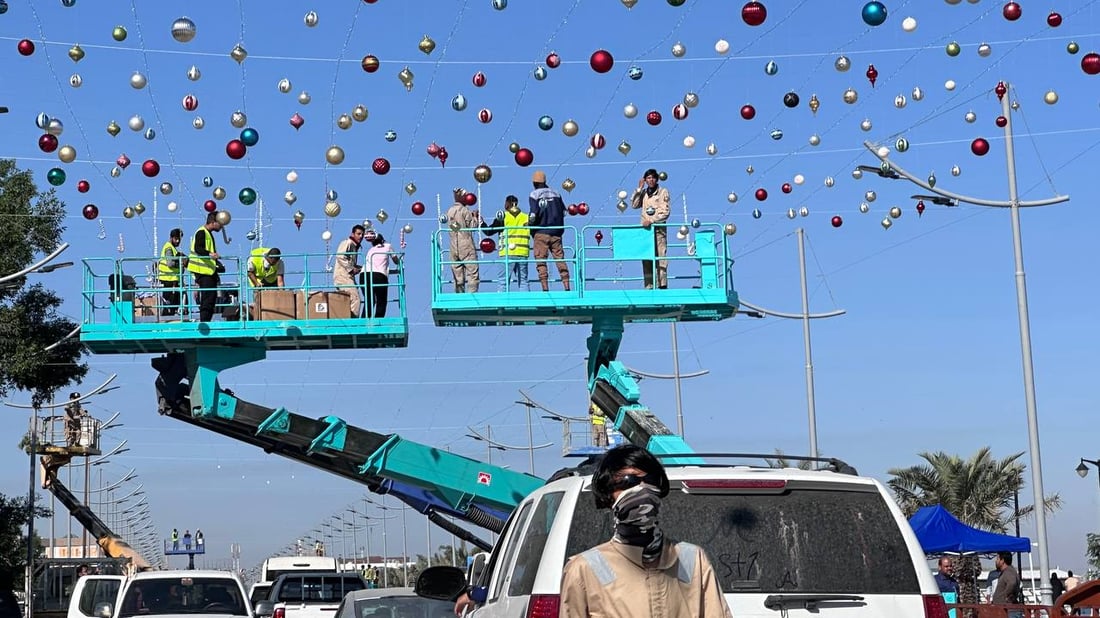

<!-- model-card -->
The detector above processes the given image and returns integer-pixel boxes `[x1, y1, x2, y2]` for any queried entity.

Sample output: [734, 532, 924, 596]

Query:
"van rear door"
[68, 575, 125, 618]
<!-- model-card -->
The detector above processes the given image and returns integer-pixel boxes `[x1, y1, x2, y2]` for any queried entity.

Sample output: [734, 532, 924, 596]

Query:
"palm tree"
[888, 447, 1062, 607]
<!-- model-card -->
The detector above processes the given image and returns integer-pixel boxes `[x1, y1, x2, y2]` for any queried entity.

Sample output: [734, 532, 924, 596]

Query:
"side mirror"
[94, 602, 113, 618]
[414, 566, 467, 601]
[254, 601, 275, 617]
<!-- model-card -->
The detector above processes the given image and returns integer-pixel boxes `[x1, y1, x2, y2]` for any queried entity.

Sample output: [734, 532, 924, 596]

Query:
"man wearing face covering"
[560, 445, 731, 618]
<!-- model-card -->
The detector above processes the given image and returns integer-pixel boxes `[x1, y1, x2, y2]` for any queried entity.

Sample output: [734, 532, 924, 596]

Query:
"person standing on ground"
[934, 557, 959, 596]
[560, 445, 731, 618]
[446, 188, 483, 293]
[158, 228, 187, 316]
[335, 225, 366, 317]
[630, 169, 671, 289]
[363, 233, 400, 318]
[528, 171, 570, 291]
[187, 213, 223, 322]
[992, 552, 1022, 618]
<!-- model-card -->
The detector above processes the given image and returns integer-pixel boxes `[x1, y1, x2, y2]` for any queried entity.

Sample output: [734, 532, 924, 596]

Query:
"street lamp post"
[863, 81, 1068, 606]
[1076, 459, 1100, 538]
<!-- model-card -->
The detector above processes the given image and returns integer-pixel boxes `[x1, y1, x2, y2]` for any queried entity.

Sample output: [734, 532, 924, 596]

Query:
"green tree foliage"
[1087, 533, 1100, 579]
[888, 448, 1062, 605]
[0, 159, 87, 407]
[0, 491, 51, 589]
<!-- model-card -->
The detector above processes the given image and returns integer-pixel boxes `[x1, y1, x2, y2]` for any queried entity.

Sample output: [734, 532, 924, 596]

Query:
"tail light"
[273, 607, 285, 618]
[525, 594, 560, 618]
[922, 594, 949, 618]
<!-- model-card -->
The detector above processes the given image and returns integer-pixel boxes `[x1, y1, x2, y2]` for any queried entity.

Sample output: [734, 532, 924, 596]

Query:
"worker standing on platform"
[64, 392, 84, 447]
[482, 195, 530, 291]
[528, 171, 570, 291]
[590, 403, 608, 448]
[630, 169, 671, 290]
[364, 233, 400, 318]
[187, 213, 223, 322]
[158, 228, 187, 316]
[446, 188, 483, 293]
[247, 247, 285, 288]
[195, 530, 204, 550]
[183, 530, 192, 551]
[171, 529, 179, 551]
[335, 225, 366, 317]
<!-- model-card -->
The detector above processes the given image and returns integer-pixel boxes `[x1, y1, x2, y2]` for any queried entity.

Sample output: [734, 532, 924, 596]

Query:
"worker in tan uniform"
[446, 187, 484, 293]
[630, 168, 671, 289]
[560, 445, 731, 618]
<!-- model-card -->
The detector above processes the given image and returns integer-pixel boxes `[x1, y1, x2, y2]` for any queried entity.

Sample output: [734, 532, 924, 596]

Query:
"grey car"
[335, 588, 453, 618]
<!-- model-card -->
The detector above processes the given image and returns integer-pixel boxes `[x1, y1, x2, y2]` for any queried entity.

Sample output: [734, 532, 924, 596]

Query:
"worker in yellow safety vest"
[158, 228, 188, 316]
[482, 195, 530, 291]
[187, 212, 223, 322]
[590, 403, 608, 447]
[247, 247, 284, 287]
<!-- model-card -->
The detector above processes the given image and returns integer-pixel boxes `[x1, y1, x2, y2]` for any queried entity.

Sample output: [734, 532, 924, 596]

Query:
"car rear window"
[119, 577, 247, 617]
[349, 595, 453, 618]
[276, 576, 364, 603]
[566, 485, 920, 595]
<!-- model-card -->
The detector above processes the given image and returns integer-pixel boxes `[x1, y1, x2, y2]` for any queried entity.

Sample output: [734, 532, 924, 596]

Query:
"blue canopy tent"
[908, 505, 1032, 554]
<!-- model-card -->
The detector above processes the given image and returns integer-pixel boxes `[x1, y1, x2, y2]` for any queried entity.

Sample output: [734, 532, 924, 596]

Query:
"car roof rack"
[650, 452, 858, 475]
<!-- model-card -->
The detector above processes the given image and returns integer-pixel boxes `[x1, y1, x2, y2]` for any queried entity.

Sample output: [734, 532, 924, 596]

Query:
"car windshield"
[566, 484, 921, 595]
[345, 596, 453, 618]
[119, 578, 247, 616]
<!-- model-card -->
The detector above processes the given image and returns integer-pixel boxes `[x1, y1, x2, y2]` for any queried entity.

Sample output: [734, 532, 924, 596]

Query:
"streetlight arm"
[862, 141, 1070, 208]
[464, 426, 551, 451]
[0, 242, 70, 284]
[3, 373, 118, 410]
[737, 299, 846, 320]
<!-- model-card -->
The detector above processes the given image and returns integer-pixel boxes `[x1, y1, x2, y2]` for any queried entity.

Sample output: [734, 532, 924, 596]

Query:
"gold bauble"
[561, 178, 576, 192]
[213, 186, 227, 201]
[562, 119, 579, 137]
[215, 210, 232, 226]
[133, 201, 146, 215]
[68, 44, 85, 63]
[473, 164, 492, 184]
[352, 105, 368, 122]
[337, 114, 353, 130]
[418, 35, 436, 55]
[58, 145, 77, 163]
[508, 142, 520, 154]
[122, 207, 135, 219]
[326, 145, 345, 165]
[324, 201, 342, 217]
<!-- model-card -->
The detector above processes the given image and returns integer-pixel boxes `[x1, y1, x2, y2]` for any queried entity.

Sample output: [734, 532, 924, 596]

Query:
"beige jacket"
[561, 539, 732, 618]
[631, 186, 671, 227]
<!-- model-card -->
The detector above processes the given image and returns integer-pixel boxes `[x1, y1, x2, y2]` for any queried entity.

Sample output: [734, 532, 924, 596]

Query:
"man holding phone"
[630, 169, 671, 289]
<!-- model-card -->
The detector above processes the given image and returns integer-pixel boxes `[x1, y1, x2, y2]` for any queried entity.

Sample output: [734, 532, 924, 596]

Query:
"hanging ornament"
[866, 64, 878, 88]
[769, 129, 783, 140]
[881, 217, 892, 230]
[561, 178, 576, 193]
[290, 113, 305, 130]
[361, 55, 380, 73]
[1082, 53, 1100, 75]
[473, 164, 492, 183]
[193, 117, 205, 130]
[82, 204, 98, 220]
[977, 43, 992, 58]
[159, 182, 172, 195]
[787, 208, 797, 220]
[895, 137, 909, 152]
[293, 210, 305, 230]
[384, 130, 397, 142]
[128, 115, 144, 132]
[546, 51, 561, 68]
[324, 201, 341, 217]
[595, 230, 604, 245]
[398, 66, 415, 91]
[231, 111, 247, 128]
[418, 35, 437, 55]
[764, 60, 778, 76]
[894, 94, 907, 109]
[623, 103, 639, 119]
[590, 49, 614, 73]
[116, 154, 131, 169]
[808, 94, 820, 115]
[1002, 2, 1021, 21]
[171, 16, 197, 43]
[865, 190, 877, 202]
[187, 65, 201, 81]
[1048, 11, 1063, 27]
[213, 186, 227, 201]
[902, 16, 917, 32]
[782, 92, 799, 108]
[928, 172, 937, 188]
[889, 206, 902, 219]
[141, 159, 160, 177]
[646, 110, 662, 126]
[411, 201, 426, 216]
[755, 188, 768, 201]
[239, 187, 257, 205]
[1044, 90, 1059, 104]
[916, 200, 926, 217]
[752, 209, 763, 220]
[284, 191, 297, 205]
[112, 26, 128, 42]
[852, 168, 863, 180]
[706, 143, 718, 156]
[946, 42, 961, 57]
[376, 209, 389, 223]
[951, 165, 961, 177]
[835, 56, 851, 72]
[69, 74, 82, 88]
[741, 1, 767, 26]
[824, 176, 835, 188]
[861, 1, 888, 26]
[671, 42, 686, 58]
[226, 139, 247, 160]
[964, 110, 977, 123]
[230, 43, 248, 64]
[472, 71, 487, 87]
[68, 44, 85, 63]
[514, 147, 534, 167]
[912, 87, 924, 101]
[971, 138, 990, 156]
[325, 145, 345, 165]
[859, 202, 870, 214]
[843, 88, 858, 104]
[352, 104, 368, 122]
[562, 119, 579, 137]
[617, 141, 632, 156]
[337, 114, 353, 130]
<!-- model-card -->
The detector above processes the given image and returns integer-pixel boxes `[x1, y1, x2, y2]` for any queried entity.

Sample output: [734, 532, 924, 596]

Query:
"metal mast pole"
[671, 324, 685, 438]
[25, 407, 37, 618]
[796, 229, 819, 459]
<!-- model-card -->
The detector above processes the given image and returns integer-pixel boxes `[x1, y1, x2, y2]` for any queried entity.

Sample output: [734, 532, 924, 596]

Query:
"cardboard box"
[327, 291, 353, 319]
[296, 290, 330, 320]
[134, 295, 157, 318]
[255, 289, 297, 321]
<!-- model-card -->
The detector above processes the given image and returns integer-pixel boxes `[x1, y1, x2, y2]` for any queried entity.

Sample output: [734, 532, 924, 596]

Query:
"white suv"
[418, 456, 947, 618]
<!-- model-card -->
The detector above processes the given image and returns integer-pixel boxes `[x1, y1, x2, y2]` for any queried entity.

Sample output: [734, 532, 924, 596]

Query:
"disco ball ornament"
[671, 42, 686, 58]
[112, 26, 128, 42]
[835, 56, 851, 72]
[624, 103, 639, 119]
[514, 147, 534, 167]
[193, 117, 205, 130]
[843, 88, 858, 104]
[1044, 90, 1059, 104]
[128, 115, 144, 132]
[187, 65, 201, 81]
[58, 145, 77, 163]
[384, 130, 397, 142]
[172, 17, 196, 43]
[562, 119, 579, 137]
[764, 60, 778, 76]
[451, 94, 467, 112]
[82, 204, 99, 220]
[361, 55, 380, 73]
[130, 72, 147, 89]
[325, 146, 345, 165]
[226, 139, 247, 160]
[231, 111, 247, 128]
[646, 110, 662, 125]
[628, 66, 643, 80]
[740, 104, 756, 120]
[889, 206, 902, 219]
[46, 168, 66, 186]
[590, 49, 614, 73]
[741, 1, 767, 26]
[538, 115, 554, 131]
[239, 187, 257, 205]
[1003, 2, 1021, 21]
[141, 159, 160, 177]
[473, 164, 492, 183]
[971, 138, 990, 156]
[533, 66, 547, 81]
[978, 43, 992, 57]
[862, 1, 887, 26]
[324, 201, 341, 218]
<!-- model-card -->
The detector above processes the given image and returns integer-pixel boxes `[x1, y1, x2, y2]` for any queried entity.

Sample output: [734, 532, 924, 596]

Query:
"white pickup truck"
[254, 573, 365, 618]
[68, 570, 251, 618]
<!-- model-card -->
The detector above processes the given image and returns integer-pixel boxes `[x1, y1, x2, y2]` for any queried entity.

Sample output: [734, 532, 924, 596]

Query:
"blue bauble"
[627, 66, 643, 80]
[0, 1, 9, 14]
[384, 130, 397, 142]
[240, 127, 260, 147]
[492, 0, 507, 8]
[861, 1, 887, 26]
[537, 115, 554, 131]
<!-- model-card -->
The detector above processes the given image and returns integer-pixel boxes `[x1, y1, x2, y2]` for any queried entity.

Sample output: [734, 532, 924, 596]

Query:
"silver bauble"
[128, 115, 144, 131]
[278, 78, 292, 93]
[187, 65, 201, 81]
[889, 206, 902, 219]
[193, 116, 205, 130]
[230, 111, 247, 128]
[171, 17, 196, 43]
[865, 190, 877, 202]
[623, 103, 638, 118]
[859, 202, 870, 214]
[130, 72, 147, 89]
[835, 56, 851, 72]
[298, 91, 311, 105]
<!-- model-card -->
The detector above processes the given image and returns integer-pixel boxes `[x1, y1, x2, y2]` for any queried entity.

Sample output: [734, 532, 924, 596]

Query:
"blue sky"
[2, 0, 1100, 574]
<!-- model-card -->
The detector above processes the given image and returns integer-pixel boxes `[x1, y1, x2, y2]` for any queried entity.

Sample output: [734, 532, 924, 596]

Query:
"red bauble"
[182, 94, 199, 111]
[740, 104, 756, 120]
[82, 204, 99, 220]
[994, 81, 1007, 100]
[289, 113, 305, 130]
[567, 204, 578, 216]
[577, 202, 589, 216]
[1002, 2, 1022, 21]
[426, 142, 442, 158]
[672, 104, 688, 120]
[754, 188, 768, 201]
[995, 115, 1008, 128]
[1082, 53, 1100, 76]
[781, 183, 792, 194]
[203, 200, 217, 212]
[741, 1, 767, 26]
[1047, 11, 1063, 27]
[830, 215, 843, 228]
[971, 138, 990, 156]
[17, 39, 35, 56]
[916, 200, 926, 217]
[472, 71, 487, 87]
[591, 133, 606, 150]
[478, 108, 493, 123]
[589, 49, 614, 74]
[77, 180, 90, 193]
[514, 147, 534, 167]
[372, 157, 391, 175]
[546, 52, 561, 69]
[360, 55, 380, 73]
[411, 201, 426, 216]
[462, 192, 477, 207]
[226, 139, 247, 160]
[141, 160, 160, 177]
[38, 134, 58, 153]
[480, 238, 496, 253]
[646, 110, 662, 126]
